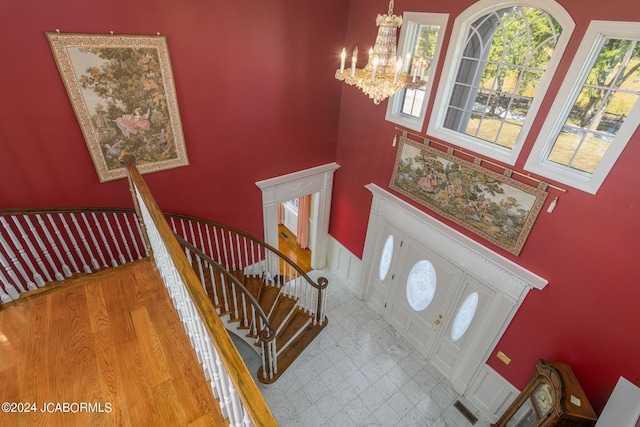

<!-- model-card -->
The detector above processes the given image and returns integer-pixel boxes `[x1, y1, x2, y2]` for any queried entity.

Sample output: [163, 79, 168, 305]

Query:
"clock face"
[533, 382, 553, 416]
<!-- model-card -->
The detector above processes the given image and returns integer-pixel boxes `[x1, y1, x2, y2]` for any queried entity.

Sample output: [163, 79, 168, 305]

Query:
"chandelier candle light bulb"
[394, 57, 402, 83]
[351, 47, 358, 77]
[340, 48, 346, 74]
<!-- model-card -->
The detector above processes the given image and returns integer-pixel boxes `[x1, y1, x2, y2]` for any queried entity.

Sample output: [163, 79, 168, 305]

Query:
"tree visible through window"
[547, 39, 640, 173]
[444, 7, 561, 149]
[525, 21, 640, 194]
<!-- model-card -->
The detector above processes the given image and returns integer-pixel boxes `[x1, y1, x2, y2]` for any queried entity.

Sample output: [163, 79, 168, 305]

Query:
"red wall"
[0, 0, 347, 238]
[2, 0, 639, 414]
[331, 0, 640, 412]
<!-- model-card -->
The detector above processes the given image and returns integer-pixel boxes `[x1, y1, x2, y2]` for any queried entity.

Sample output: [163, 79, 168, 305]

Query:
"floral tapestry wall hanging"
[47, 32, 189, 182]
[390, 135, 548, 255]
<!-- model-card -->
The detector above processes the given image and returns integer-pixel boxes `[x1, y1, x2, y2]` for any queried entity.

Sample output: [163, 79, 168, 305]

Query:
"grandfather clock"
[492, 360, 597, 427]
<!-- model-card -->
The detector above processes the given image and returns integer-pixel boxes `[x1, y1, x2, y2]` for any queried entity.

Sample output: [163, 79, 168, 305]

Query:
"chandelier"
[335, 0, 426, 104]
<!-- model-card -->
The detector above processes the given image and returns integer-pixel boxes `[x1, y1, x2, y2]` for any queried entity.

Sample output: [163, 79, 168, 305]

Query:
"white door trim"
[256, 163, 340, 270]
[360, 183, 548, 394]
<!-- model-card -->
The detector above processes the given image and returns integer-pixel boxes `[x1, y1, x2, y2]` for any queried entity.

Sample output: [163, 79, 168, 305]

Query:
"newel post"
[119, 151, 154, 261]
[316, 276, 329, 325]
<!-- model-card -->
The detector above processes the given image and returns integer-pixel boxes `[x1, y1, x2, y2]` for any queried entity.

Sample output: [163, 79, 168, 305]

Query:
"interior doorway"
[277, 196, 313, 273]
[255, 162, 340, 271]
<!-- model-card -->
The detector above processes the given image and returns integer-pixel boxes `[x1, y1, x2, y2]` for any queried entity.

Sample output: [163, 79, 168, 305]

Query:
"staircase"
[177, 235, 328, 384]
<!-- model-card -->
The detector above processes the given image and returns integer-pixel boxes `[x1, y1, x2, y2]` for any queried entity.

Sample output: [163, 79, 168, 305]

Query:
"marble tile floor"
[231, 269, 493, 427]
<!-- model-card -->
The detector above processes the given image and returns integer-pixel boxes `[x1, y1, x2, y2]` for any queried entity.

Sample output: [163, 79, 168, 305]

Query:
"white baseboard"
[326, 235, 362, 297]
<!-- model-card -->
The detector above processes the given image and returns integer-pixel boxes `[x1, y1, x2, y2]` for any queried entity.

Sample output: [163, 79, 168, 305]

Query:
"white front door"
[429, 274, 495, 379]
[373, 224, 463, 357]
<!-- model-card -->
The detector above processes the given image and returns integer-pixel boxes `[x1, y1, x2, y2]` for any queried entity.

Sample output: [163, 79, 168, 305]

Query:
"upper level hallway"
[0, 259, 226, 426]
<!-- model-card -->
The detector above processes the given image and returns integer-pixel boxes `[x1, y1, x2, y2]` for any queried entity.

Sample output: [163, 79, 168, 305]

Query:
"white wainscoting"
[466, 364, 520, 422]
[327, 235, 362, 297]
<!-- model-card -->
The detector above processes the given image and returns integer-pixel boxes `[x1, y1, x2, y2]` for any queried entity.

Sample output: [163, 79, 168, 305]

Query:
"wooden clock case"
[492, 359, 598, 427]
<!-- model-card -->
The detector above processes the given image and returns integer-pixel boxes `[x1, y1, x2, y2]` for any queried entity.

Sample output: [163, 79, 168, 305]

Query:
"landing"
[0, 259, 224, 427]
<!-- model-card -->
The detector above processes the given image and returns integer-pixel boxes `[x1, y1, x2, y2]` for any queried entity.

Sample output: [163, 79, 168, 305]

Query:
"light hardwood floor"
[278, 224, 312, 273]
[0, 259, 226, 427]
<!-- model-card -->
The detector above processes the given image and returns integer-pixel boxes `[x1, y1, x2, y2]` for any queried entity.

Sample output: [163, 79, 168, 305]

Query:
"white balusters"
[134, 191, 254, 427]
[38, 214, 71, 277]
[10, 216, 49, 285]
[48, 214, 80, 274]
[0, 268, 20, 300]
[213, 226, 223, 265]
[25, 216, 61, 281]
[92, 213, 118, 268]
[70, 213, 100, 271]
[112, 213, 133, 262]
[82, 213, 107, 268]
[0, 220, 37, 291]
[2, 216, 44, 288]
[0, 279, 13, 303]
[0, 210, 156, 302]
[102, 213, 126, 265]
[133, 215, 149, 258]
[220, 230, 230, 271]
[58, 213, 91, 274]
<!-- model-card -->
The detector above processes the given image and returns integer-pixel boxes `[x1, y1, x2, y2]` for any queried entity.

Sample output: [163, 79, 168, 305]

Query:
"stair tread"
[268, 295, 298, 331]
[276, 308, 312, 346]
[243, 276, 263, 298]
[258, 285, 281, 315]
[258, 317, 328, 384]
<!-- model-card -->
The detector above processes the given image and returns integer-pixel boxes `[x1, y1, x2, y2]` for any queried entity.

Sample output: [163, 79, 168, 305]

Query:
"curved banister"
[119, 152, 277, 426]
[166, 212, 328, 292]
[175, 234, 276, 338]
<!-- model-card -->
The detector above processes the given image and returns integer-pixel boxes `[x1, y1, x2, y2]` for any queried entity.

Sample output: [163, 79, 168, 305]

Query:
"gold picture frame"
[390, 136, 548, 255]
[47, 32, 189, 182]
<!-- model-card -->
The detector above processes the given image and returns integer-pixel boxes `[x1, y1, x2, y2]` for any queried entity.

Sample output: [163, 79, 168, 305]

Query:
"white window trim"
[385, 12, 449, 132]
[525, 21, 640, 194]
[427, 0, 575, 165]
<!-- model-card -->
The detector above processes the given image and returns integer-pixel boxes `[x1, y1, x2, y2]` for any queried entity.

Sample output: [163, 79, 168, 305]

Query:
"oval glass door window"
[406, 260, 437, 311]
[451, 292, 479, 341]
[378, 235, 394, 281]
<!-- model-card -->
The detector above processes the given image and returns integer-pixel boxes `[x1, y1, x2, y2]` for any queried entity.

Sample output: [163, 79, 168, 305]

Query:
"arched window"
[428, 0, 574, 165]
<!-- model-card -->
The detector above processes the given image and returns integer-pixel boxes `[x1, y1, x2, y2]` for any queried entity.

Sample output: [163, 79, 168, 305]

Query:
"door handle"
[435, 314, 443, 325]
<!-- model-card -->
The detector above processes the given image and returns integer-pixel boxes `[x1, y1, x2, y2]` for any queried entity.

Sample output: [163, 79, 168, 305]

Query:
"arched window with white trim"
[428, 0, 575, 165]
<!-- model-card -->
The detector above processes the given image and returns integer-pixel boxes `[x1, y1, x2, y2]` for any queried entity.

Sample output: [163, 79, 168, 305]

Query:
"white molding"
[256, 163, 340, 270]
[427, 0, 575, 165]
[359, 184, 547, 401]
[466, 364, 520, 422]
[363, 184, 547, 293]
[327, 235, 362, 297]
[385, 12, 449, 132]
[524, 20, 640, 194]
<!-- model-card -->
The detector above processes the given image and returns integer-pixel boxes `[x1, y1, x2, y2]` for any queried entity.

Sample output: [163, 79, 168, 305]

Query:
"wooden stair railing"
[177, 235, 329, 384]
[166, 213, 330, 328]
[118, 152, 277, 426]
[177, 235, 279, 381]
